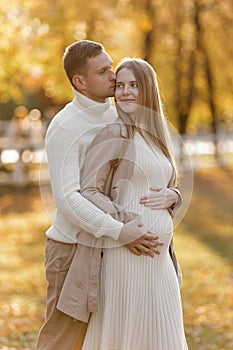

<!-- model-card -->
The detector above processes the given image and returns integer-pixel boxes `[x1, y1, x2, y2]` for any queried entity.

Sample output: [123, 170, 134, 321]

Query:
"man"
[36, 40, 166, 350]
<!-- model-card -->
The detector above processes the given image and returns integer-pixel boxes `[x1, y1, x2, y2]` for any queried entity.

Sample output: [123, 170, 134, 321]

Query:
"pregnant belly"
[140, 208, 173, 245]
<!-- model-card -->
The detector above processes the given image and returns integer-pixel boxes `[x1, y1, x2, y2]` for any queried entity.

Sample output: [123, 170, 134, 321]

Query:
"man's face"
[81, 51, 116, 103]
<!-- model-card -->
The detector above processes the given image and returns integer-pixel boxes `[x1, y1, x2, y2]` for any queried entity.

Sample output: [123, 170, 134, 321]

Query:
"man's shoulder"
[46, 100, 82, 134]
[50, 101, 75, 122]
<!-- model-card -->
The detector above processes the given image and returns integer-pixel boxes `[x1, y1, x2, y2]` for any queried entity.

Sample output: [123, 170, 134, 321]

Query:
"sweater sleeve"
[45, 122, 123, 240]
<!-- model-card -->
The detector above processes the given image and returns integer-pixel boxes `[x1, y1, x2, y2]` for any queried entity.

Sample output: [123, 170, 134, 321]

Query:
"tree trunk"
[173, 1, 197, 136]
[142, 0, 156, 63]
[193, 0, 223, 165]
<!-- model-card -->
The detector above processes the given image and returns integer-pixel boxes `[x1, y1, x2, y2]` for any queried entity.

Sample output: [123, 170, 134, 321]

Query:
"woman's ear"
[72, 74, 86, 91]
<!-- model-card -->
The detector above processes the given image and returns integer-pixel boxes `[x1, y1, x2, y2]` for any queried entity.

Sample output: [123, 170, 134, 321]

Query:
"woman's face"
[115, 68, 139, 114]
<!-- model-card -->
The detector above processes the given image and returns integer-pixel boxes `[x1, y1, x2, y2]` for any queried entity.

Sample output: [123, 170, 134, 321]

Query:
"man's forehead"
[88, 51, 113, 71]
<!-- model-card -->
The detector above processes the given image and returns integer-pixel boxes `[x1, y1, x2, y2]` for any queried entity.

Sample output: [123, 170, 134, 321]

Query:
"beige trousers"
[35, 239, 88, 350]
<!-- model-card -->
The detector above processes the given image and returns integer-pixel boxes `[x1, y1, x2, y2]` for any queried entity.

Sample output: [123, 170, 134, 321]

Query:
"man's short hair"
[63, 40, 104, 86]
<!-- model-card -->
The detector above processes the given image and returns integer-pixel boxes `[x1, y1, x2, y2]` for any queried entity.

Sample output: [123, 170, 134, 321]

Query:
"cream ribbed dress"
[82, 133, 188, 350]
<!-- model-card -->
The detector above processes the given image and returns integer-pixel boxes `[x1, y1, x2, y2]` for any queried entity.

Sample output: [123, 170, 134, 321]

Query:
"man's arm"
[46, 122, 124, 240]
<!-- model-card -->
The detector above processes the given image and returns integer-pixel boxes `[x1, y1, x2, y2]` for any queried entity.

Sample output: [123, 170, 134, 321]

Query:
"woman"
[80, 58, 188, 349]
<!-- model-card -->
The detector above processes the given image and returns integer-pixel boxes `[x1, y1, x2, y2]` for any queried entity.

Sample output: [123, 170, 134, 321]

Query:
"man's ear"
[72, 74, 87, 91]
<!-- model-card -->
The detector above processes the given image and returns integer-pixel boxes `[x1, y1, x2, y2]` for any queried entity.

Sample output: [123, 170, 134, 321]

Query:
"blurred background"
[0, 0, 232, 349]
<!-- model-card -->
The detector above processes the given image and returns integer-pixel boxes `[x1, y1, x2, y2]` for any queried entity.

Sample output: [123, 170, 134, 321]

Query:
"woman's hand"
[139, 187, 178, 210]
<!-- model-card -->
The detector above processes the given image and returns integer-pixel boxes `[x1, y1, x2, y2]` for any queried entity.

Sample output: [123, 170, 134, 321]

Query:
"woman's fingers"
[140, 188, 177, 209]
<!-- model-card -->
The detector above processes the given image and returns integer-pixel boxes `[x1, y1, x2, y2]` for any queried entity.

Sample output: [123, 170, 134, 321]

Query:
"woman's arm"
[80, 123, 138, 222]
[80, 123, 163, 256]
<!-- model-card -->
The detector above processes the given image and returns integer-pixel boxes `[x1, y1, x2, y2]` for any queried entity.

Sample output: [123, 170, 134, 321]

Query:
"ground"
[0, 167, 232, 350]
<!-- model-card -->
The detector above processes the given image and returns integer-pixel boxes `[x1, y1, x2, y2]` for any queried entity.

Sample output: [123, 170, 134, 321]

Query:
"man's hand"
[140, 187, 178, 210]
[118, 219, 164, 257]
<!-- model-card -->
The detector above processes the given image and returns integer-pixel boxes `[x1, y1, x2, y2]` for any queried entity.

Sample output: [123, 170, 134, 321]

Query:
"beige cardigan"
[57, 121, 182, 322]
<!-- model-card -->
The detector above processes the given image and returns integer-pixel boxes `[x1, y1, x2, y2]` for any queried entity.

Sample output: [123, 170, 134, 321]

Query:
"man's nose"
[109, 70, 116, 80]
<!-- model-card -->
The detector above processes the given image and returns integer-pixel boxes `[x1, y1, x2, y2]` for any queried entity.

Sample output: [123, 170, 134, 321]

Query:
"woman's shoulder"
[94, 119, 127, 142]
[86, 120, 127, 159]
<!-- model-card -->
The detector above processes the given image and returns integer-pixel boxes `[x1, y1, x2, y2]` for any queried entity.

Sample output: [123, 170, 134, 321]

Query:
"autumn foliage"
[0, 0, 233, 134]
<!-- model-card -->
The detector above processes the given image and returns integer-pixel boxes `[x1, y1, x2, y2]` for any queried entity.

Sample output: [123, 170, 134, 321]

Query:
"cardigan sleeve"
[80, 123, 140, 223]
[168, 187, 182, 218]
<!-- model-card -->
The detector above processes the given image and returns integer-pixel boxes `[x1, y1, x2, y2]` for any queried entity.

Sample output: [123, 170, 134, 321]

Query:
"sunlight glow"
[1, 150, 19, 164]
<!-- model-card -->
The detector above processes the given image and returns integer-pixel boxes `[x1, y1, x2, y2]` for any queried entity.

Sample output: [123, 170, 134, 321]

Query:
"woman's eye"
[132, 83, 138, 88]
[116, 84, 124, 89]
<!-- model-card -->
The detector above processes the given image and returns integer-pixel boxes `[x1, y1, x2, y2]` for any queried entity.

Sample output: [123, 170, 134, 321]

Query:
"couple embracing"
[36, 40, 188, 350]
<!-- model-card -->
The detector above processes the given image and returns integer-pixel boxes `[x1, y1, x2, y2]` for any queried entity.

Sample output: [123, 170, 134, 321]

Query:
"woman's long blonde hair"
[115, 58, 178, 185]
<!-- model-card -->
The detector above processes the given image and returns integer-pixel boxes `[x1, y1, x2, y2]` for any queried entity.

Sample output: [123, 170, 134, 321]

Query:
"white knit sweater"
[45, 89, 123, 243]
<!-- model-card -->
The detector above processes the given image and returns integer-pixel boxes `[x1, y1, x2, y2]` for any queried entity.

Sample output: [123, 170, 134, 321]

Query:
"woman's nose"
[123, 85, 130, 95]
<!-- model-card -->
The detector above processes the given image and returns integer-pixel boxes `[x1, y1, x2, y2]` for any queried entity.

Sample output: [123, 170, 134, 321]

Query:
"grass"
[177, 167, 233, 350]
[0, 186, 48, 349]
[0, 167, 233, 349]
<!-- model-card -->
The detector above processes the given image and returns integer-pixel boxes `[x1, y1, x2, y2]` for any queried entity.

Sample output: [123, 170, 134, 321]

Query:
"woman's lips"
[120, 99, 136, 103]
